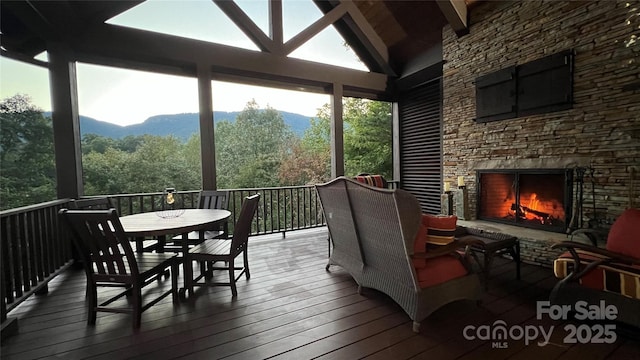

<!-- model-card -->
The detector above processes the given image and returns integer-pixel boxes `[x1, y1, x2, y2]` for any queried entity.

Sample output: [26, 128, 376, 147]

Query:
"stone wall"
[441, 0, 640, 227]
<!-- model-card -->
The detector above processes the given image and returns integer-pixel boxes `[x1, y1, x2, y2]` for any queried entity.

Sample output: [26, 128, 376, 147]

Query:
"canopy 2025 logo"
[462, 300, 617, 349]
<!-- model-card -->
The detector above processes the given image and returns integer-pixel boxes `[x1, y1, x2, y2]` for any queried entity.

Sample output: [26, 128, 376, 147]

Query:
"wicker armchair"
[316, 177, 482, 332]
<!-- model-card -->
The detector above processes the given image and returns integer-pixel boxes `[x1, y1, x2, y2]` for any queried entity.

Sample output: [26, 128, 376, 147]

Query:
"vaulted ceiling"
[1, 0, 477, 99]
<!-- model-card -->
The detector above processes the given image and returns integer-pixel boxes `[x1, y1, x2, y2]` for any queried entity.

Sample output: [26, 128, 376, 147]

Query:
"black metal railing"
[0, 184, 327, 326]
[1, 180, 398, 328]
[103, 185, 326, 236]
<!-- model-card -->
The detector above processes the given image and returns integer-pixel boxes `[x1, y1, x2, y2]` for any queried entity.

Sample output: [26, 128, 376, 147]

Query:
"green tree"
[0, 94, 56, 210]
[82, 133, 117, 154]
[343, 98, 392, 179]
[216, 100, 295, 188]
[83, 147, 131, 195]
[286, 98, 392, 184]
[82, 134, 201, 196]
[279, 105, 332, 185]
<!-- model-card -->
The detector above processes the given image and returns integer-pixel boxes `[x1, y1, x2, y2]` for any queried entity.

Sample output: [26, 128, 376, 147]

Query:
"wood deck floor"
[2, 228, 639, 360]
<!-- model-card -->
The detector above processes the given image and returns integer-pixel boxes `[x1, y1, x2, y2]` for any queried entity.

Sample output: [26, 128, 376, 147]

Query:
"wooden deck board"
[1, 228, 638, 359]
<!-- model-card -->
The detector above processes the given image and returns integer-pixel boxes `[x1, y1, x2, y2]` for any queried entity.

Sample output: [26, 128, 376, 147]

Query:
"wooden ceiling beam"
[283, 2, 348, 55]
[68, 23, 389, 95]
[213, 0, 279, 54]
[436, 0, 469, 36]
[269, 0, 283, 47]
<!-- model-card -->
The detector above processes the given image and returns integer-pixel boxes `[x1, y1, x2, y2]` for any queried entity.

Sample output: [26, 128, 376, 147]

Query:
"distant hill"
[45, 111, 314, 140]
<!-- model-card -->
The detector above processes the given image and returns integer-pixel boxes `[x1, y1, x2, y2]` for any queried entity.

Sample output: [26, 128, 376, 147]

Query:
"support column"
[330, 83, 344, 178]
[392, 102, 400, 183]
[198, 64, 216, 190]
[48, 44, 83, 199]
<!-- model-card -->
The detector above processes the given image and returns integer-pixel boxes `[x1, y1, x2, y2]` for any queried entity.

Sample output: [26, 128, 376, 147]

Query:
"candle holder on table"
[156, 187, 185, 218]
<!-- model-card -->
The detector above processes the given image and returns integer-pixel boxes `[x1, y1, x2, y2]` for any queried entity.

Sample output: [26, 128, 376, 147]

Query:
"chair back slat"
[61, 209, 138, 280]
[198, 190, 229, 210]
[230, 194, 260, 255]
[69, 197, 114, 210]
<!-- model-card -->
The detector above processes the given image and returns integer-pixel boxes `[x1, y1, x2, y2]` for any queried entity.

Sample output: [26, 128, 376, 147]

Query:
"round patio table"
[120, 209, 231, 297]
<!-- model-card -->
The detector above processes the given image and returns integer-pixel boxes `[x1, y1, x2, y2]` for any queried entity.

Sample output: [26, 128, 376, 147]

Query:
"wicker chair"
[316, 177, 482, 332]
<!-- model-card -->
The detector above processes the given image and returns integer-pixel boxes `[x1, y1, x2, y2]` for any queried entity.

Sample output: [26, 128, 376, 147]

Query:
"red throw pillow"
[606, 208, 640, 259]
[425, 214, 457, 246]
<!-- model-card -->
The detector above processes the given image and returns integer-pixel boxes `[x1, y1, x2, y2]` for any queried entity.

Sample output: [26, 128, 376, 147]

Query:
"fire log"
[510, 203, 550, 219]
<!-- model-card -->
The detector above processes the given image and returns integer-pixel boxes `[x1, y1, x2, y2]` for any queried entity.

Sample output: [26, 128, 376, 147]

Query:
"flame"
[524, 193, 539, 220]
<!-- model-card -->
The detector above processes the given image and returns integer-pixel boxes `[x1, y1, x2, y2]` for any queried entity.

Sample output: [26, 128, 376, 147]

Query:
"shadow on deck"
[1, 228, 638, 359]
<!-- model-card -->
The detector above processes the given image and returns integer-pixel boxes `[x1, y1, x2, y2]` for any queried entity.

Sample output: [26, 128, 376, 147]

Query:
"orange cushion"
[425, 214, 457, 246]
[606, 208, 640, 259]
[415, 255, 468, 288]
[554, 250, 640, 299]
[354, 175, 387, 188]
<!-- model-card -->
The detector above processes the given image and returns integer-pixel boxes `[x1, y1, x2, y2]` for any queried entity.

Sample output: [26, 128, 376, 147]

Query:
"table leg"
[135, 237, 144, 253]
[512, 241, 521, 280]
[483, 250, 493, 290]
[181, 232, 193, 297]
[156, 235, 166, 253]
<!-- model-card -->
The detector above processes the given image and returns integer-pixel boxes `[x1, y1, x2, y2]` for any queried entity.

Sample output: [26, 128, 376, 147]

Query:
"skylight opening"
[288, 25, 369, 72]
[107, 0, 260, 51]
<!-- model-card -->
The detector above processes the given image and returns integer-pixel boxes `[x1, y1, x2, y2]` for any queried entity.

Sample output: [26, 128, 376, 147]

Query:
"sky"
[0, 0, 367, 126]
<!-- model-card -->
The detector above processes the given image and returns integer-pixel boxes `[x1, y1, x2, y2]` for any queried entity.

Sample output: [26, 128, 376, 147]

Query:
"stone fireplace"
[437, 1, 639, 267]
[477, 169, 573, 233]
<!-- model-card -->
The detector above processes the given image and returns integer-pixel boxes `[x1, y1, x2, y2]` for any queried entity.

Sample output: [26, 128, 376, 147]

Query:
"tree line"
[0, 94, 391, 211]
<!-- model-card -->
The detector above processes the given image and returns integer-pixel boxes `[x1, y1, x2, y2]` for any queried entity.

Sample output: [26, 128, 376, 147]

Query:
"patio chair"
[185, 194, 260, 297]
[551, 208, 640, 328]
[168, 190, 229, 251]
[70, 197, 164, 253]
[69, 197, 114, 211]
[60, 208, 180, 328]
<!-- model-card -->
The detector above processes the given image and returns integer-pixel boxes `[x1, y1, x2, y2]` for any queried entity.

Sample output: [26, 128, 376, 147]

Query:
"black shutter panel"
[475, 66, 517, 123]
[398, 79, 442, 214]
[517, 50, 573, 116]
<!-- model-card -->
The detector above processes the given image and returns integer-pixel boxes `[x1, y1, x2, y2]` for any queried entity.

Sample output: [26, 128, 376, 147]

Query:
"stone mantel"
[473, 157, 592, 171]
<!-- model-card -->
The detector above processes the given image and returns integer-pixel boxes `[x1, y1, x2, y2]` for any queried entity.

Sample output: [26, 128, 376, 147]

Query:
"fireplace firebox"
[477, 169, 573, 233]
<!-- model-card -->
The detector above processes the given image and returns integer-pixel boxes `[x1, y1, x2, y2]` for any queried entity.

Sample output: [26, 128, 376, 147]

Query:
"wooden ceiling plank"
[2, 1, 59, 41]
[283, 2, 348, 55]
[436, 0, 469, 36]
[342, 1, 388, 61]
[213, 0, 279, 54]
[340, 1, 396, 76]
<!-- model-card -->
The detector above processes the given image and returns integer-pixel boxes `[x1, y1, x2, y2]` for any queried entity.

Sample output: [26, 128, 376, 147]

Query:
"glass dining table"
[119, 208, 231, 297]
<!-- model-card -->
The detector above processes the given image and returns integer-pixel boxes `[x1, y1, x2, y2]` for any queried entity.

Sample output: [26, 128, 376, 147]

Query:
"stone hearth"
[458, 219, 572, 268]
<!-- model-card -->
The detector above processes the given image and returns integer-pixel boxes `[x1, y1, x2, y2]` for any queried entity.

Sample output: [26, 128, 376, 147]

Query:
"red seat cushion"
[415, 254, 468, 288]
[554, 250, 640, 299]
[606, 208, 640, 259]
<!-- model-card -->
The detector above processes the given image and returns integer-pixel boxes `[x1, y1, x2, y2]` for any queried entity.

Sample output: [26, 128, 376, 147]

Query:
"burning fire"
[508, 192, 564, 225]
[524, 193, 540, 221]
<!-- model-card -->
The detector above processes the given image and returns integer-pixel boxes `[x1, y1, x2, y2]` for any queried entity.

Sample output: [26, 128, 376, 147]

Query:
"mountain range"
[68, 111, 314, 140]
